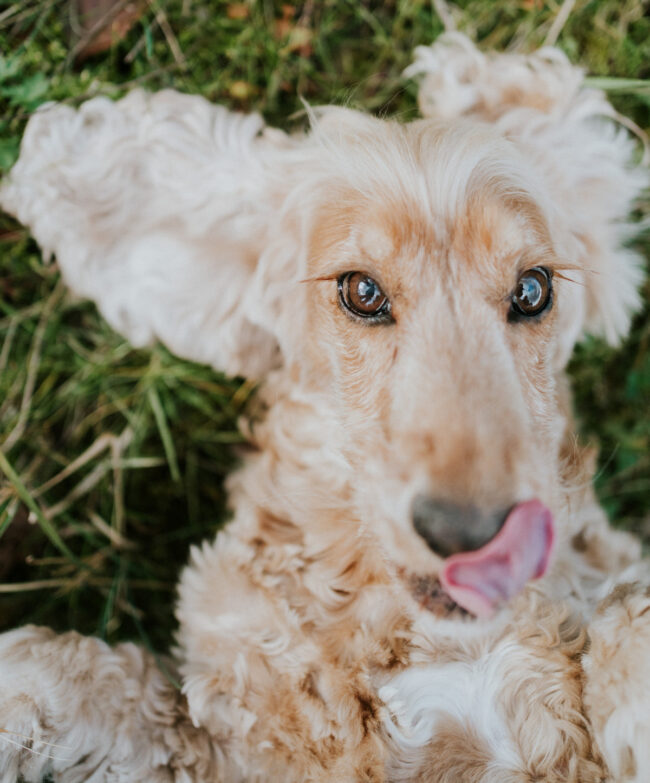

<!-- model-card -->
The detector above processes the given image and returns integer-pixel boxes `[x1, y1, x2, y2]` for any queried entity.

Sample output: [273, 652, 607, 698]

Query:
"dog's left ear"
[1, 90, 310, 379]
[407, 34, 648, 365]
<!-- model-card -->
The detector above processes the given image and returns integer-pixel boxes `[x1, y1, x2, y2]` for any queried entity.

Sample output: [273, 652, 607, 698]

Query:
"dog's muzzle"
[411, 496, 508, 557]
[410, 495, 555, 617]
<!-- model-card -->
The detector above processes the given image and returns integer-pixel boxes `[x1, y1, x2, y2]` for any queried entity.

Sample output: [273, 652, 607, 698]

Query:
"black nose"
[411, 496, 509, 557]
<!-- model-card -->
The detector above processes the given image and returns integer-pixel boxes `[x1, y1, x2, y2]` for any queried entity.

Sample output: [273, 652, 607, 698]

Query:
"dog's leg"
[583, 579, 650, 782]
[0, 625, 220, 783]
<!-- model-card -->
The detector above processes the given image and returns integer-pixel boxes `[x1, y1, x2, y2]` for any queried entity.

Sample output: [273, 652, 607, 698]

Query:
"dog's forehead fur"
[305, 114, 554, 236]
[302, 116, 561, 356]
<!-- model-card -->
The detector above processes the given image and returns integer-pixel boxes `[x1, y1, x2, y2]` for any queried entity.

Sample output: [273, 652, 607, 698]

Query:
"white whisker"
[0, 731, 73, 761]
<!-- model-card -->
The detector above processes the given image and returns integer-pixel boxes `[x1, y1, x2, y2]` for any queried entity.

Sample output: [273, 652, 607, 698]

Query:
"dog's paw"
[583, 582, 650, 782]
[0, 626, 67, 782]
[0, 625, 184, 782]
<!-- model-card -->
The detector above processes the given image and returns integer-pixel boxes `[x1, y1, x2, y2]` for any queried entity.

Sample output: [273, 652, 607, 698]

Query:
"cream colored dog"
[1, 33, 649, 783]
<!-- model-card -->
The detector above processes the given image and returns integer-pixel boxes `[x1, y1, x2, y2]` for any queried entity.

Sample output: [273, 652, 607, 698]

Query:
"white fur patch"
[379, 645, 521, 773]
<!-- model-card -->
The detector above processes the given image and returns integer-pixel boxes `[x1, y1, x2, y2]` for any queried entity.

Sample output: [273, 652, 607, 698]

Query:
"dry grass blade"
[148, 0, 186, 70]
[1, 284, 64, 454]
[147, 386, 181, 482]
[0, 578, 74, 592]
[431, 0, 457, 32]
[44, 462, 110, 519]
[88, 511, 137, 549]
[34, 429, 132, 497]
[545, 0, 577, 46]
[0, 450, 77, 563]
[65, 0, 138, 65]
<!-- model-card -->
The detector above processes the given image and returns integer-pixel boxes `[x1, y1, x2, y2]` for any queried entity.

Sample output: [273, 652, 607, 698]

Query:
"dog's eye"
[338, 272, 392, 322]
[510, 267, 552, 319]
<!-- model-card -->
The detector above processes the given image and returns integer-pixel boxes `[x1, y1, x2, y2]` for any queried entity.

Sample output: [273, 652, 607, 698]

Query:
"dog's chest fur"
[176, 485, 611, 782]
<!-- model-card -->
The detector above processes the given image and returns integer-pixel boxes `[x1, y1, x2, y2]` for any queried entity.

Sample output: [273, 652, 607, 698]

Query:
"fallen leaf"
[75, 0, 146, 61]
[227, 3, 249, 20]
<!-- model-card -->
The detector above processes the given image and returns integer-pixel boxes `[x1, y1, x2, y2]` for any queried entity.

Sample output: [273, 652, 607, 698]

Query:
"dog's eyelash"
[524, 258, 585, 279]
[552, 270, 586, 286]
[299, 275, 340, 284]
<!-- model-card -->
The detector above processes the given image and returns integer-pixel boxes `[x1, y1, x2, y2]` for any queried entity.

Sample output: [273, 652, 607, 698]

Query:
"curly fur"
[0, 34, 648, 783]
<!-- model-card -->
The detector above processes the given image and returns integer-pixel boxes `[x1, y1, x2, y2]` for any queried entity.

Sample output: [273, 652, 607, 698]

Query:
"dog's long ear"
[1, 90, 307, 379]
[406, 33, 648, 363]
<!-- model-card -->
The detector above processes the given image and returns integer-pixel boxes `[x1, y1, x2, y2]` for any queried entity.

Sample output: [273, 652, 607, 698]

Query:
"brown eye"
[510, 267, 552, 319]
[338, 272, 392, 322]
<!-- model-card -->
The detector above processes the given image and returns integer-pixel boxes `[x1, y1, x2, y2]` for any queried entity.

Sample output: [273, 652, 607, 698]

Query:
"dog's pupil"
[358, 278, 379, 305]
[349, 273, 384, 314]
[519, 276, 542, 307]
[515, 269, 549, 314]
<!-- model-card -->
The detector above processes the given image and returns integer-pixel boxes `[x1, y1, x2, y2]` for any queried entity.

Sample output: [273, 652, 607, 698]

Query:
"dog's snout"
[411, 496, 509, 557]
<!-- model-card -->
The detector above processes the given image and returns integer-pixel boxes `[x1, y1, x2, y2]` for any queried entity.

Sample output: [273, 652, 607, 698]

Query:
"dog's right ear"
[407, 34, 648, 364]
[1, 90, 306, 379]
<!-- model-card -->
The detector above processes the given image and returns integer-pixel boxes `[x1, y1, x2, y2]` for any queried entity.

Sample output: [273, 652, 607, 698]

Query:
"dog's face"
[274, 116, 587, 616]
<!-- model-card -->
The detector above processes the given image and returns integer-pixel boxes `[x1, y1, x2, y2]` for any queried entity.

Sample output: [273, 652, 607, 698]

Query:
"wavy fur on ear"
[0, 90, 306, 378]
[406, 32, 648, 348]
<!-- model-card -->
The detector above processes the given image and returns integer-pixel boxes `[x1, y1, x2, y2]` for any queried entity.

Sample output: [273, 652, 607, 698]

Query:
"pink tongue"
[440, 500, 554, 618]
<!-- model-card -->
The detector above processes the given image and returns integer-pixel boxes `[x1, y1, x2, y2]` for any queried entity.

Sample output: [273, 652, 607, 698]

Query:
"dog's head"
[2, 73, 644, 618]
[296, 116, 563, 616]
[242, 108, 643, 617]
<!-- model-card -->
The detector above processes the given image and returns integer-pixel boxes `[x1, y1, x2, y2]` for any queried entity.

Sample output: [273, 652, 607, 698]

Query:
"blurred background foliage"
[0, 0, 648, 651]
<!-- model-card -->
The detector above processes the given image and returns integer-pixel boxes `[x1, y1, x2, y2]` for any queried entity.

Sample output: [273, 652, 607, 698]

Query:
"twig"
[65, 0, 134, 67]
[0, 577, 71, 593]
[608, 108, 650, 165]
[0, 577, 171, 592]
[0, 3, 21, 26]
[0, 319, 17, 377]
[124, 30, 147, 63]
[111, 429, 127, 536]
[148, 0, 186, 70]
[545, 0, 576, 46]
[431, 0, 456, 32]
[0, 0, 61, 33]
[34, 428, 132, 497]
[2, 284, 64, 454]
[88, 511, 136, 549]
[67, 0, 84, 38]
[0, 449, 77, 562]
[44, 462, 108, 519]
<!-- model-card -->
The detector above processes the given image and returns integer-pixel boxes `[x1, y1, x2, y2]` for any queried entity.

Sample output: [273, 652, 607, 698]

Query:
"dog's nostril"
[411, 496, 509, 558]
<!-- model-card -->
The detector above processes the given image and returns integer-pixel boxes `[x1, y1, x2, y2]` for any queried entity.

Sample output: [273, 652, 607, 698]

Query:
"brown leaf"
[226, 3, 250, 20]
[75, 0, 146, 61]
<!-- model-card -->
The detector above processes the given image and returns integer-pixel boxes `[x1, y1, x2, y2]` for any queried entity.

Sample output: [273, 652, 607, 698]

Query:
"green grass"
[0, 0, 649, 651]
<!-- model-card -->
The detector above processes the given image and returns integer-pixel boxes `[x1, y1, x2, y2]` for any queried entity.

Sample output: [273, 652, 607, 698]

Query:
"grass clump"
[0, 0, 649, 650]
